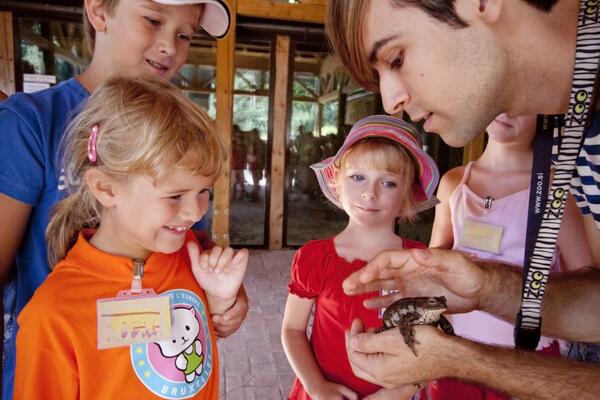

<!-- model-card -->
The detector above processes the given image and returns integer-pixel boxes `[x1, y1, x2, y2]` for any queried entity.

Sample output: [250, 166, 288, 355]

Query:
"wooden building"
[0, 0, 483, 249]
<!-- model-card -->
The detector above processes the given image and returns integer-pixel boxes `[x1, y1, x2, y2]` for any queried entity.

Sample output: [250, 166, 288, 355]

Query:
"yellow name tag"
[457, 218, 503, 254]
[97, 290, 172, 349]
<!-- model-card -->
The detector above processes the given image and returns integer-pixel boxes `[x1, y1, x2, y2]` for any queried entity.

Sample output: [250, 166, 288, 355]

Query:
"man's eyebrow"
[368, 35, 401, 63]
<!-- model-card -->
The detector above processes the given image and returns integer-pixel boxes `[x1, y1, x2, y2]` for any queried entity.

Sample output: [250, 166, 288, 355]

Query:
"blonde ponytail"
[46, 185, 101, 267]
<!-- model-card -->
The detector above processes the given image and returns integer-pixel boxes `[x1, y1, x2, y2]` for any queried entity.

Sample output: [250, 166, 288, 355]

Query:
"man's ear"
[456, 0, 503, 25]
[84, 168, 118, 208]
[84, 0, 110, 32]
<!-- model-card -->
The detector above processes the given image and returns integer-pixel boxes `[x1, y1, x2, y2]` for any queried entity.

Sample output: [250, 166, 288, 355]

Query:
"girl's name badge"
[97, 289, 172, 350]
[457, 218, 503, 254]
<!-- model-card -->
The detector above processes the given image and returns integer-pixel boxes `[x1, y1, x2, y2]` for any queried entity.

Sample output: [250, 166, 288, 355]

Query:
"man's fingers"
[343, 249, 415, 294]
[363, 292, 403, 309]
[349, 329, 400, 354]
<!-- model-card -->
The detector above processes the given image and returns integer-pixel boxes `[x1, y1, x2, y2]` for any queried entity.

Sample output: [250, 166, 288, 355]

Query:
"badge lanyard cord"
[515, 2, 600, 350]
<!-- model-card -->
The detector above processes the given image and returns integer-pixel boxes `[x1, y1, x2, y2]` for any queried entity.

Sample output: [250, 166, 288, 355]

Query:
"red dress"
[287, 237, 426, 400]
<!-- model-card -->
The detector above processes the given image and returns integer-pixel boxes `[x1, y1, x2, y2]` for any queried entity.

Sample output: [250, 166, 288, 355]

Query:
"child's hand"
[187, 241, 248, 302]
[212, 285, 249, 338]
[310, 381, 358, 400]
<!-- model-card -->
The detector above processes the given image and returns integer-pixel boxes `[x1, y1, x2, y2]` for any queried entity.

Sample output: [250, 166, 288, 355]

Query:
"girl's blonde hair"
[46, 76, 227, 267]
[82, 0, 120, 54]
[334, 137, 418, 222]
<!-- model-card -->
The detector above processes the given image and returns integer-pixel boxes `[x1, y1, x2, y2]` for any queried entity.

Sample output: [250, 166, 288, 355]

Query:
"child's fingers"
[207, 246, 224, 269]
[232, 248, 249, 266]
[215, 247, 234, 273]
[187, 241, 201, 268]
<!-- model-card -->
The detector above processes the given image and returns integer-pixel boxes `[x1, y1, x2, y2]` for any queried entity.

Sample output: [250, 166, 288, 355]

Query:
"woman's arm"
[429, 167, 463, 249]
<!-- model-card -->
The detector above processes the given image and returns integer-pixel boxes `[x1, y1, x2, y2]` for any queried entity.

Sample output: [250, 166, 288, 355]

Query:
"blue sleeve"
[0, 106, 45, 205]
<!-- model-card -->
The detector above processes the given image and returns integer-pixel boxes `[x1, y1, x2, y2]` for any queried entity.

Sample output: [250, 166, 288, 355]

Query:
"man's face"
[363, 1, 508, 147]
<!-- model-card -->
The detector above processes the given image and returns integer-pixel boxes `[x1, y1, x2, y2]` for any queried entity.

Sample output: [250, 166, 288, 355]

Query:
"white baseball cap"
[153, 0, 231, 38]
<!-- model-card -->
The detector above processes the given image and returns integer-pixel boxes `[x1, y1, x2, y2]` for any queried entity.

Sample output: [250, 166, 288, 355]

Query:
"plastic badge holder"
[97, 289, 172, 350]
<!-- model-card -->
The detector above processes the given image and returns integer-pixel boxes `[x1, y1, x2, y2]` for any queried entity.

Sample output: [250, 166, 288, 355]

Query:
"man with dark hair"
[327, 0, 600, 398]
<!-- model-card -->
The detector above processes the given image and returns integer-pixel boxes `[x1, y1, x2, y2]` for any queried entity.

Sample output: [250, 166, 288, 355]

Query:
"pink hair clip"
[87, 124, 100, 164]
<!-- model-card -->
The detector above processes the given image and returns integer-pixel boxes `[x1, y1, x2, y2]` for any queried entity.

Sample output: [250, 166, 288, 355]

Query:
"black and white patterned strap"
[515, 2, 600, 350]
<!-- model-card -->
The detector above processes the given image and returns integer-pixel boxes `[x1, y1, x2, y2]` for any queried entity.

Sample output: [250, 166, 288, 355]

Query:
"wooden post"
[213, 0, 236, 246]
[0, 11, 15, 95]
[462, 131, 486, 165]
[237, 0, 325, 23]
[268, 35, 292, 249]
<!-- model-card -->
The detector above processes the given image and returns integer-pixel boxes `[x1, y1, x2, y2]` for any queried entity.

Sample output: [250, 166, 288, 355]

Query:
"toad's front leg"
[437, 315, 454, 336]
[398, 319, 418, 356]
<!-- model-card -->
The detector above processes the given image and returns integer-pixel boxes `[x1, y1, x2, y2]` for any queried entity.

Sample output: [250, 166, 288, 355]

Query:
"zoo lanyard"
[515, 1, 600, 351]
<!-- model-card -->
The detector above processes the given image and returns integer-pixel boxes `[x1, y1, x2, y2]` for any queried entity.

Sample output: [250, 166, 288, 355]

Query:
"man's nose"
[380, 73, 409, 115]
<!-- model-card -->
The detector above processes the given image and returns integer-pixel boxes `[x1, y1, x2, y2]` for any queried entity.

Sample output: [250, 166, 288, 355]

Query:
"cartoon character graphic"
[156, 306, 204, 383]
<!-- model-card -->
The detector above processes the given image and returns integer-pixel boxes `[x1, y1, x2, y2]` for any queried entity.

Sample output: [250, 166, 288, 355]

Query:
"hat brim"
[153, 0, 231, 38]
[310, 115, 440, 212]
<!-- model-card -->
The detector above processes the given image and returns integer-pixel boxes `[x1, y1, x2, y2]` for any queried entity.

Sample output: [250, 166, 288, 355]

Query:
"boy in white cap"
[0, 1, 245, 397]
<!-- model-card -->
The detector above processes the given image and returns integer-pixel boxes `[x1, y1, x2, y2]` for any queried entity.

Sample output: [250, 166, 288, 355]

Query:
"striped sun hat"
[311, 115, 440, 211]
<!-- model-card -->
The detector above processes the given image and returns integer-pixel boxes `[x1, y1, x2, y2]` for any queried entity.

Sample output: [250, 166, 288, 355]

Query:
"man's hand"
[343, 248, 486, 314]
[345, 319, 450, 388]
[212, 285, 249, 338]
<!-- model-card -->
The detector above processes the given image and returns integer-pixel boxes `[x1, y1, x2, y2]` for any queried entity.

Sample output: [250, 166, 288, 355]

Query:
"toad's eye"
[427, 298, 437, 305]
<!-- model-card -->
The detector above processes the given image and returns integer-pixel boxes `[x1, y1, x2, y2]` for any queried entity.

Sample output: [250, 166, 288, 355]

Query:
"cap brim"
[153, 0, 231, 38]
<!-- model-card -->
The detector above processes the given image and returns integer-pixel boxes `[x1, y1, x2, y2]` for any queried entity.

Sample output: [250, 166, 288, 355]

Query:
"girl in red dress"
[281, 115, 440, 400]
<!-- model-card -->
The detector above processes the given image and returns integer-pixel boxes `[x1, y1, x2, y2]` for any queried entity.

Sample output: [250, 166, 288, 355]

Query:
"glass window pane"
[18, 17, 89, 89]
[229, 41, 272, 246]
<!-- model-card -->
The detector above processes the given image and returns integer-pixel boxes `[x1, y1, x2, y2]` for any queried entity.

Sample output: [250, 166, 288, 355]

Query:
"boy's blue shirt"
[0, 78, 88, 400]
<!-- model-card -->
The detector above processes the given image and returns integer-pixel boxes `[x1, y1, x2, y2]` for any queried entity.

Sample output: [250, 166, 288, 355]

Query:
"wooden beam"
[0, 11, 15, 95]
[237, 0, 325, 23]
[268, 35, 292, 249]
[213, 0, 236, 247]
[462, 131, 486, 165]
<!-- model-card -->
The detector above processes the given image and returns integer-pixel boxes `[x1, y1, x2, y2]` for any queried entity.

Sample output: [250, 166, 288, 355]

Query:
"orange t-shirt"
[15, 230, 219, 400]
